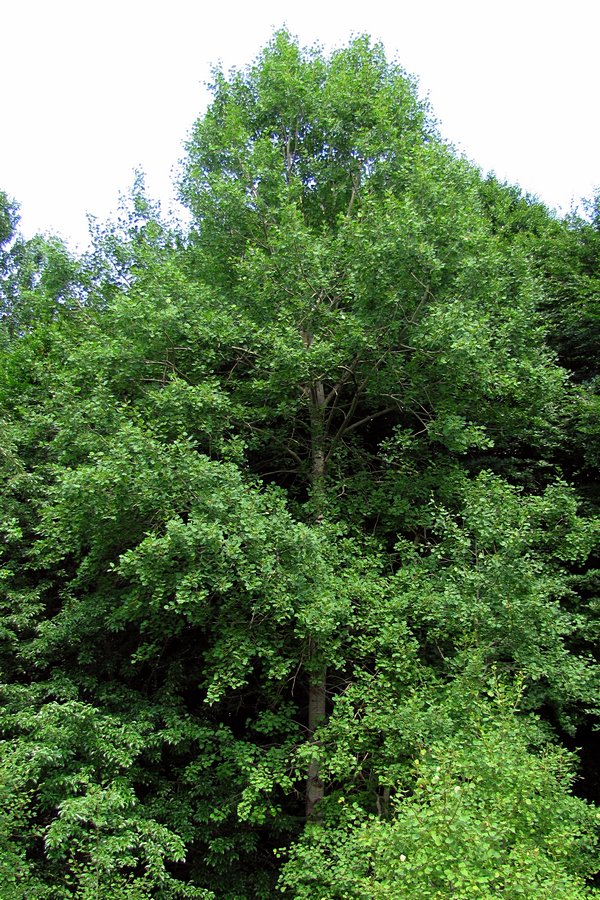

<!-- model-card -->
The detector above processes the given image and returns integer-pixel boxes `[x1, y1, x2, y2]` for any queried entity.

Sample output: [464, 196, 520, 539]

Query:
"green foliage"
[396, 473, 599, 721]
[478, 175, 600, 516]
[280, 674, 599, 899]
[0, 193, 85, 343]
[0, 31, 599, 898]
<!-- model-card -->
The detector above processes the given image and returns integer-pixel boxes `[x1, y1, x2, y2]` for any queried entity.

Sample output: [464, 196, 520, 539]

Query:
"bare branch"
[143, 358, 189, 381]
[343, 405, 398, 435]
[326, 390, 361, 461]
[286, 447, 303, 466]
[323, 355, 361, 407]
[347, 180, 357, 217]
[231, 345, 259, 356]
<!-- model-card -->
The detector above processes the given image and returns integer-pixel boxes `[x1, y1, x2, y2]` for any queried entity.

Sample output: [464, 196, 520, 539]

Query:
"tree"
[180, 29, 576, 816]
[0, 190, 85, 345]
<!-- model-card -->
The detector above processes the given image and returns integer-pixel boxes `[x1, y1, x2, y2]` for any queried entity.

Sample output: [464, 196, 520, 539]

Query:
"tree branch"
[343, 405, 398, 435]
[323, 356, 361, 407]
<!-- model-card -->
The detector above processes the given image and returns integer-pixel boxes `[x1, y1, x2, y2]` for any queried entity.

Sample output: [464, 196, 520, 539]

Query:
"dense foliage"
[1, 32, 599, 898]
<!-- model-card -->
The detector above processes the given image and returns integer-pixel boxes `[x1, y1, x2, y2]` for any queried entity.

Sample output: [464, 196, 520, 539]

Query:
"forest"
[0, 30, 599, 898]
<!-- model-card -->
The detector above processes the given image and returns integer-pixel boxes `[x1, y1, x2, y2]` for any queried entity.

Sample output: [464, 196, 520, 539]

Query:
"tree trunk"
[306, 642, 326, 820]
[309, 378, 327, 514]
[305, 377, 327, 820]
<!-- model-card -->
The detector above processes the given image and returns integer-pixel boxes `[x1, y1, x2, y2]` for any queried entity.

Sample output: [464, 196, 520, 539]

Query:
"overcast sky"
[2, 0, 598, 250]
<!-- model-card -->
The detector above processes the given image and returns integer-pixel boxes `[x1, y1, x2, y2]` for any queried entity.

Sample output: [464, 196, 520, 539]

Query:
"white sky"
[2, 0, 598, 250]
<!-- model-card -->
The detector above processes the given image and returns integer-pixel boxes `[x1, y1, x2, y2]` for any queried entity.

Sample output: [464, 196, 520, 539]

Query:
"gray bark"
[305, 377, 327, 820]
